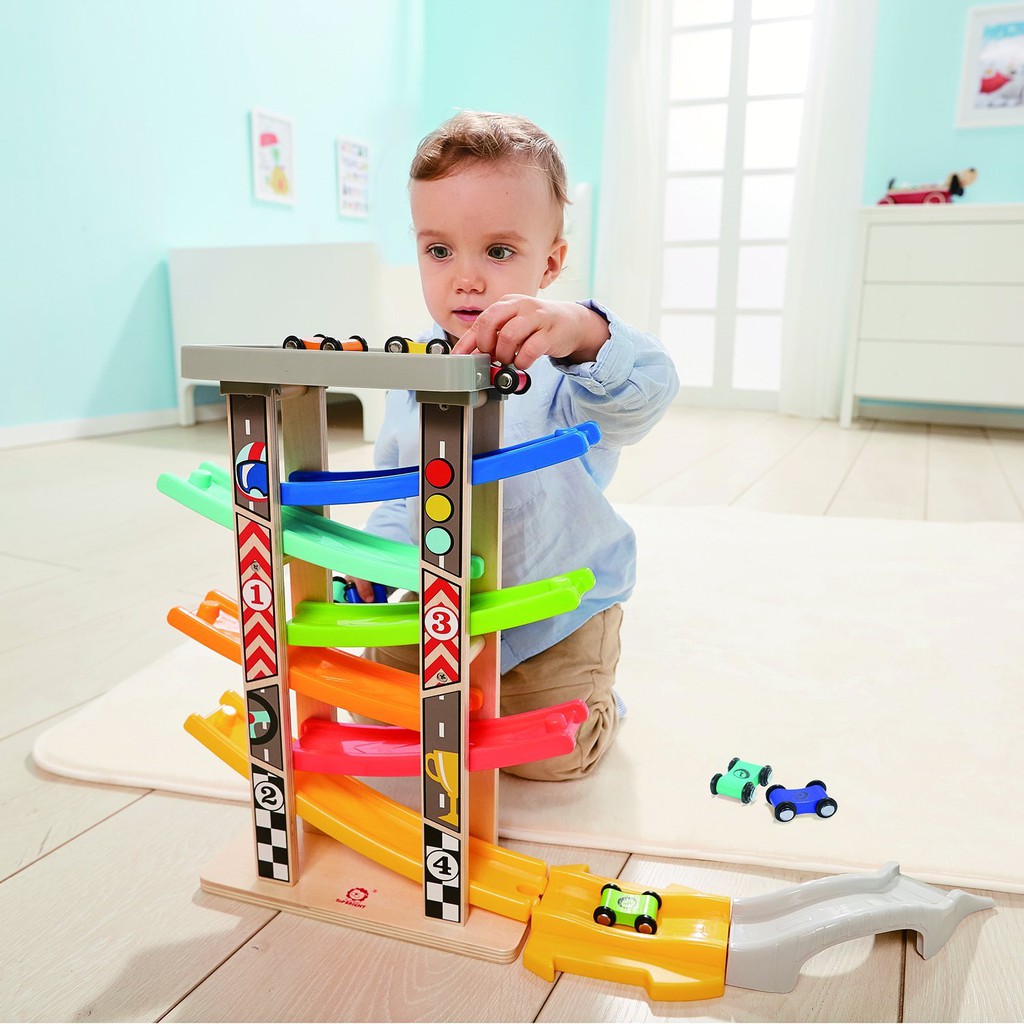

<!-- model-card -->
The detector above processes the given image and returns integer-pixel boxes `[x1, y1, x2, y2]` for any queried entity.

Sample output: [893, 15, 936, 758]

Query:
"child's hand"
[340, 577, 387, 603]
[451, 296, 610, 370]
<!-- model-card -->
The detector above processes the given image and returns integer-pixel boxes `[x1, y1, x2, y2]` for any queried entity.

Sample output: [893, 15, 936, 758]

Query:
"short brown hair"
[410, 111, 569, 233]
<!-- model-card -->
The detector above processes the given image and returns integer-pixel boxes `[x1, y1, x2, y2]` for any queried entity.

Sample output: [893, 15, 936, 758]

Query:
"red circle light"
[425, 458, 454, 489]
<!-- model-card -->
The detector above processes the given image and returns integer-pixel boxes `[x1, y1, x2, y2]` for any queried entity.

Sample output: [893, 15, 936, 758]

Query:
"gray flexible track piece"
[725, 861, 994, 994]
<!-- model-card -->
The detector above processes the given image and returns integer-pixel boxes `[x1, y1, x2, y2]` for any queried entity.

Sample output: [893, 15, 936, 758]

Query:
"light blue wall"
[418, 0, 610, 213]
[1, 0, 611, 433]
[1, 0, 424, 430]
[864, 0, 1024, 203]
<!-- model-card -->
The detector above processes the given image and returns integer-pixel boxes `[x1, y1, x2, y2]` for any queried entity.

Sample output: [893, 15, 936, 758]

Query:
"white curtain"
[778, 0, 878, 419]
[593, 0, 670, 334]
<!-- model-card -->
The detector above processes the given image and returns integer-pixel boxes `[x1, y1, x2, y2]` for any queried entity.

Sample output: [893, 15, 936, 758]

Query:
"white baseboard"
[0, 407, 207, 451]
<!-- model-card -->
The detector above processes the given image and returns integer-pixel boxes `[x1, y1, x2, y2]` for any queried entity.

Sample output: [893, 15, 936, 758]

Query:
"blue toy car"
[765, 780, 838, 822]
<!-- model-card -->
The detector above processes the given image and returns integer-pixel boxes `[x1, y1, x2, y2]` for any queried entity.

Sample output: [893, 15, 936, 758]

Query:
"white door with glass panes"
[661, 0, 814, 408]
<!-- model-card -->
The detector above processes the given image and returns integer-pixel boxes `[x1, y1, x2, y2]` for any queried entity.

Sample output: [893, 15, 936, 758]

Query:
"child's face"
[410, 161, 567, 339]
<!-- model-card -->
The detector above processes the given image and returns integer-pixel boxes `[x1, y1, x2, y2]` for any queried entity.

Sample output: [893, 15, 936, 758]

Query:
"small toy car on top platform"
[490, 362, 531, 395]
[765, 780, 838, 821]
[283, 334, 368, 351]
[383, 335, 452, 354]
[592, 883, 662, 934]
[710, 757, 772, 804]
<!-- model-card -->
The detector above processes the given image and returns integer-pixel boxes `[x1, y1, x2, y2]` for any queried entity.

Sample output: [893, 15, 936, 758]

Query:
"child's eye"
[426, 244, 451, 260]
[488, 245, 515, 261]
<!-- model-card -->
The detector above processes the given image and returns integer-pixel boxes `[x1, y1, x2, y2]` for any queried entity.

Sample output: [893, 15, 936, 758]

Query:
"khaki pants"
[360, 604, 623, 781]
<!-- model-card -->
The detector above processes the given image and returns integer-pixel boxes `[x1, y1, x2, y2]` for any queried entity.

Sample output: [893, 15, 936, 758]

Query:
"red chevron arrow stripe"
[237, 518, 278, 681]
[422, 573, 460, 687]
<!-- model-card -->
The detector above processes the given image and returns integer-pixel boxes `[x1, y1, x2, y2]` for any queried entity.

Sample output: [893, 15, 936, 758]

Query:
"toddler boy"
[354, 111, 679, 780]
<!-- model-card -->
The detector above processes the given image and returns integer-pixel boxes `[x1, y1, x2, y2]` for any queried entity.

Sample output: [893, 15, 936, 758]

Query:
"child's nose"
[454, 260, 485, 293]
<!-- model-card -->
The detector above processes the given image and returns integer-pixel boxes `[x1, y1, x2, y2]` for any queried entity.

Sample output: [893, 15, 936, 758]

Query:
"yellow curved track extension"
[523, 865, 731, 1001]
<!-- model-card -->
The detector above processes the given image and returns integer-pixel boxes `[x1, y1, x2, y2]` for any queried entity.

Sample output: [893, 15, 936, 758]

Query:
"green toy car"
[592, 883, 662, 934]
[710, 757, 773, 804]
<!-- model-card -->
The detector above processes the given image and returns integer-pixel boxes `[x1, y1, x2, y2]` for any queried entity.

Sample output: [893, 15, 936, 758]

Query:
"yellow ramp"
[523, 865, 731, 1001]
[184, 693, 547, 923]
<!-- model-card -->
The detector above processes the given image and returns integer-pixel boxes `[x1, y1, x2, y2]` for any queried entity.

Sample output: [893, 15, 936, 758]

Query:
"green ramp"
[157, 462, 484, 591]
[288, 567, 596, 648]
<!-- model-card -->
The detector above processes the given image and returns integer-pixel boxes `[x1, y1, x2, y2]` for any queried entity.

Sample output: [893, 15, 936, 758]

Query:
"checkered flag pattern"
[423, 825, 462, 921]
[251, 769, 290, 882]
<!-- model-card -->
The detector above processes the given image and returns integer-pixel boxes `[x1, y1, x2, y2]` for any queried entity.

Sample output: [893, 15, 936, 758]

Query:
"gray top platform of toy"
[725, 861, 994, 994]
[180, 346, 491, 399]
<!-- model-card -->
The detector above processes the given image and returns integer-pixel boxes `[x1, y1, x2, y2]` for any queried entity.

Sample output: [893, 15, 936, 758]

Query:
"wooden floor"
[3, 401, 1023, 1023]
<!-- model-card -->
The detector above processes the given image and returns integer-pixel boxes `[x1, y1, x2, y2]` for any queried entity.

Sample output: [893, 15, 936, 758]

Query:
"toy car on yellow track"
[592, 883, 662, 934]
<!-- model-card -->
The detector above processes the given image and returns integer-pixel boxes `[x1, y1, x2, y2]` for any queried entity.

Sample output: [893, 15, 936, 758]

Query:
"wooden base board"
[200, 828, 530, 963]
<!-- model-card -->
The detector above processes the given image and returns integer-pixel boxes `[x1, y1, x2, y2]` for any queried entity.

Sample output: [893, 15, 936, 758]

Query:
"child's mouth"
[453, 308, 481, 323]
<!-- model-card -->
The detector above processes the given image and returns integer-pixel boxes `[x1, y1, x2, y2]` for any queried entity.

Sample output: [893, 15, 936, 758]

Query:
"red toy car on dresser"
[878, 168, 977, 205]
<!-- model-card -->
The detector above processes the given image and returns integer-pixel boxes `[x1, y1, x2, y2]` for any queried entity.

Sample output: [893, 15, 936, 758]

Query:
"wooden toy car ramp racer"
[184, 691, 548, 923]
[287, 567, 596, 648]
[523, 865, 732, 1001]
[156, 462, 484, 592]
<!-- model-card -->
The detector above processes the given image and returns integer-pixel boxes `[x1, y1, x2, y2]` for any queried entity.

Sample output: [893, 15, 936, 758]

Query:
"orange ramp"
[184, 692, 548, 923]
[523, 865, 731, 1001]
[168, 590, 481, 730]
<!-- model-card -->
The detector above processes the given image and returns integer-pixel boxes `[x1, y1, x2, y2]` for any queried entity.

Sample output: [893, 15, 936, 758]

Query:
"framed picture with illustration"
[250, 109, 295, 204]
[957, 4, 1024, 127]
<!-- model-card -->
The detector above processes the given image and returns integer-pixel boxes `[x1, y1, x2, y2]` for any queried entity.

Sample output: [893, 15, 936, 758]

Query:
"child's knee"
[501, 691, 618, 782]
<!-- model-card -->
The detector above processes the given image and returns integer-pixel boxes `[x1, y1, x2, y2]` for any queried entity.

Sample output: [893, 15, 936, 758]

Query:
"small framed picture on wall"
[957, 4, 1024, 127]
[251, 109, 295, 204]
[337, 137, 370, 218]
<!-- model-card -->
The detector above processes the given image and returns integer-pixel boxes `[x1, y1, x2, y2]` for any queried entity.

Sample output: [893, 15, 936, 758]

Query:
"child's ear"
[540, 237, 569, 289]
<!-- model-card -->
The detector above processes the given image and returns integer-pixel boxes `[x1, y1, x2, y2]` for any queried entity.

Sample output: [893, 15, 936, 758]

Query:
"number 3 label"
[425, 607, 459, 641]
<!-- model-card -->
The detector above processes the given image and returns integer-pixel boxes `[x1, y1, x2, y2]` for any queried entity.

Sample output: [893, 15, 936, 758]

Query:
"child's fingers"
[451, 323, 480, 355]
[469, 295, 531, 357]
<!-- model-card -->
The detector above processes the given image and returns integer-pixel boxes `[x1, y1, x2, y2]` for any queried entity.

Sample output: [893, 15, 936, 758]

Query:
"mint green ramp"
[288, 567, 596, 648]
[156, 463, 484, 591]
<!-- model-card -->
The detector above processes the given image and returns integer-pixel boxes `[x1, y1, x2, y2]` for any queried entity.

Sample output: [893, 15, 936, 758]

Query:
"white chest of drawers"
[840, 205, 1024, 426]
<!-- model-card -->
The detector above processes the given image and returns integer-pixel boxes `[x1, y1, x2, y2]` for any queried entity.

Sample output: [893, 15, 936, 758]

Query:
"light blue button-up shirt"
[363, 300, 680, 673]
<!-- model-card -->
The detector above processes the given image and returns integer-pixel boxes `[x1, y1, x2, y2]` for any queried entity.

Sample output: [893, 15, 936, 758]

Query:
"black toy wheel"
[758, 765, 773, 786]
[775, 801, 797, 822]
[593, 906, 616, 927]
[600, 883, 621, 895]
[493, 367, 518, 394]
[806, 779, 826, 790]
[765, 784, 782, 802]
[741, 781, 756, 804]
[384, 336, 408, 353]
[710, 773, 722, 795]
[816, 798, 838, 818]
[319, 336, 342, 350]
[641, 890, 663, 910]
[349, 335, 368, 351]
[727, 757, 739, 771]
[282, 335, 302, 349]
[426, 338, 452, 354]
[634, 915, 658, 935]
